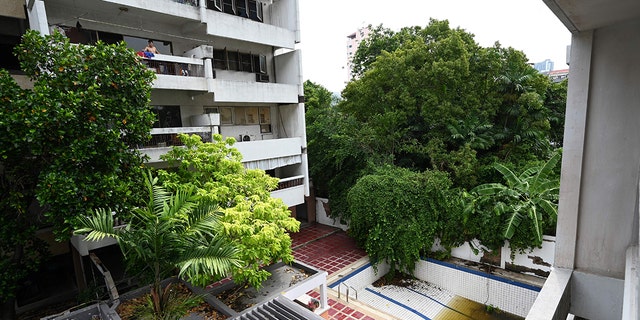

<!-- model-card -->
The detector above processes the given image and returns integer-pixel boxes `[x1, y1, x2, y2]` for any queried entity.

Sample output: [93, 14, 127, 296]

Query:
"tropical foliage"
[305, 18, 566, 268]
[75, 172, 241, 319]
[157, 134, 300, 289]
[466, 152, 561, 250]
[347, 166, 452, 277]
[0, 30, 155, 316]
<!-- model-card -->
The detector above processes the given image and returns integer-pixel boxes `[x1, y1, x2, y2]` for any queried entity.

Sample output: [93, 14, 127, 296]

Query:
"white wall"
[314, 198, 348, 231]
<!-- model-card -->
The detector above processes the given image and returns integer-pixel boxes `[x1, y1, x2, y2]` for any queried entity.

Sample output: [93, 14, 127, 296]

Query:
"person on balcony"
[144, 40, 159, 55]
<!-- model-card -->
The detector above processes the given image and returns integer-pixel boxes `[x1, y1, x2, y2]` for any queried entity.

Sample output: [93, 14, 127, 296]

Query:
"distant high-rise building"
[346, 26, 372, 82]
[534, 59, 554, 73]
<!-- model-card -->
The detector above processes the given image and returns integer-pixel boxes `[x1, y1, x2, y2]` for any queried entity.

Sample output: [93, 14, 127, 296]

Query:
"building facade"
[16, 0, 309, 209]
[3, 0, 309, 314]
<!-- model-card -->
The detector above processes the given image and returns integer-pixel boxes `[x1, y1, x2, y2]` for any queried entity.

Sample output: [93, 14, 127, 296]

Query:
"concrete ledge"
[622, 245, 639, 319]
[526, 268, 572, 320]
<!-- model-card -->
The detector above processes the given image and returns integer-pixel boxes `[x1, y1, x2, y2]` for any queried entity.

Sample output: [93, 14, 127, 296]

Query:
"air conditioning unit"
[256, 73, 270, 83]
[184, 45, 214, 59]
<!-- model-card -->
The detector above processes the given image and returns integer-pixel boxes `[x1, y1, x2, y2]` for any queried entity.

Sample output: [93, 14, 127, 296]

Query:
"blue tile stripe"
[364, 288, 431, 320]
[328, 262, 372, 289]
[421, 257, 542, 292]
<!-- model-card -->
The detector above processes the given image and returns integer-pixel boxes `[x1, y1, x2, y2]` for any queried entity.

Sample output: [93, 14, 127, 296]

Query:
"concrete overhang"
[543, 0, 640, 32]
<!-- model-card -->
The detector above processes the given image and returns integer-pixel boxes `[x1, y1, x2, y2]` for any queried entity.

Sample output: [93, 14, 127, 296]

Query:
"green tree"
[75, 172, 241, 319]
[467, 152, 561, 250]
[545, 79, 568, 147]
[157, 134, 300, 289]
[347, 166, 452, 278]
[0, 30, 155, 317]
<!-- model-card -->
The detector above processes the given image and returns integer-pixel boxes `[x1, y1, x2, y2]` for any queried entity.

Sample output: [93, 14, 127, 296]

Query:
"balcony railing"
[275, 175, 305, 191]
[140, 127, 212, 149]
[143, 55, 204, 77]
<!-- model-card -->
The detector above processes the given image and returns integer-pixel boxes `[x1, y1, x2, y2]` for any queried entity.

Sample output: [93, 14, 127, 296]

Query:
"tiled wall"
[413, 259, 540, 317]
[330, 259, 540, 318]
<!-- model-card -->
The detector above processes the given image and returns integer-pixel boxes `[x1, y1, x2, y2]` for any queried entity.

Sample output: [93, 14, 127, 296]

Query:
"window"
[213, 48, 228, 70]
[219, 107, 233, 125]
[259, 107, 271, 133]
[235, 108, 256, 125]
[252, 54, 267, 74]
[213, 48, 266, 75]
[248, 0, 263, 21]
[227, 49, 240, 71]
[208, 0, 222, 11]
[245, 107, 259, 124]
[204, 107, 219, 114]
[236, 0, 248, 17]
[240, 53, 253, 72]
[152, 106, 182, 128]
[222, 0, 235, 14]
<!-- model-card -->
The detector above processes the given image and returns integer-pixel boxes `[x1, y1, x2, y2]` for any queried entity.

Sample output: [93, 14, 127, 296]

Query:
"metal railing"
[139, 129, 212, 149]
[145, 59, 204, 77]
[337, 283, 358, 302]
[275, 176, 304, 191]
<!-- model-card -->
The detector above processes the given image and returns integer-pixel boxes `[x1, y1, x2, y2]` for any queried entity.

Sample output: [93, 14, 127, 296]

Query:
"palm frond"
[177, 236, 241, 282]
[165, 187, 198, 220]
[74, 208, 120, 242]
[140, 170, 171, 215]
[184, 203, 222, 237]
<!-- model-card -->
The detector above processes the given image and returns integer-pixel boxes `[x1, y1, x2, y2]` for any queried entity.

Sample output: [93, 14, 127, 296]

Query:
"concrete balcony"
[99, 0, 296, 48]
[102, 0, 200, 20]
[146, 54, 209, 91]
[203, 9, 297, 49]
[208, 79, 299, 103]
[143, 135, 303, 168]
[141, 127, 213, 163]
[271, 175, 305, 207]
[233, 137, 303, 165]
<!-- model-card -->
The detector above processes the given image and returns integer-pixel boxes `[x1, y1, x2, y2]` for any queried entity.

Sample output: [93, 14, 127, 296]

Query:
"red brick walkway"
[290, 223, 380, 320]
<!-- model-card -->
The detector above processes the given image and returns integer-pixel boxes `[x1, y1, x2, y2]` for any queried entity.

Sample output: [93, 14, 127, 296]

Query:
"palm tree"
[75, 171, 241, 318]
[469, 152, 560, 245]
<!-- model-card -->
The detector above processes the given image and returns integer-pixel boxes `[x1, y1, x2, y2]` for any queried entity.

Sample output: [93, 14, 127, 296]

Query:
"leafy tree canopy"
[157, 134, 300, 289]
[305, 18, 566, 262]
[347, 166, 452, 277]
[0, 30, 155, 312]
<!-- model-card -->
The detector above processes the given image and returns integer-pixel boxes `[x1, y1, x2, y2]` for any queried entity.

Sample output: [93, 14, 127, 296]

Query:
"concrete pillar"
[25, 0, 49, 35]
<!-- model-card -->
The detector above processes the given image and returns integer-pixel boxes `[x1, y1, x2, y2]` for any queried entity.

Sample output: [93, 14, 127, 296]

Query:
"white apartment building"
[20, 0, 309, 211]
[1, 0, 309, 313]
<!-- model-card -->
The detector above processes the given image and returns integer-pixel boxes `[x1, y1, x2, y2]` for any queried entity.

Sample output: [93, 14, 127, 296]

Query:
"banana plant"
[468, 152, 560, 244]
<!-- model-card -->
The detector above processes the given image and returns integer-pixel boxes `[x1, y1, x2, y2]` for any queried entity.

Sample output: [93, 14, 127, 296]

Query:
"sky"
[298, 0, 572, 93]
